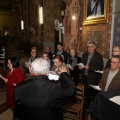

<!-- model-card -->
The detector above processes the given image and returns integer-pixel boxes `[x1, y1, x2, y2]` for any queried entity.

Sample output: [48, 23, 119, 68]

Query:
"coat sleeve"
[6, 69, 24, 87]
[59, 72, 76, 97]
[98, 70, 108, 90]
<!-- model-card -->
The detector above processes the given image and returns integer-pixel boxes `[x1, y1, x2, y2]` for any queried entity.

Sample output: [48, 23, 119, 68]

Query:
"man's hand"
[84, 65, 89, 69]
[58, 66, 67, 74]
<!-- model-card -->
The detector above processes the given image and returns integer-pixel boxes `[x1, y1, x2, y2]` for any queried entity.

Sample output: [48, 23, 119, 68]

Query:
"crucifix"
[72, 2, 78, 33]
[72, 2, 78, 14]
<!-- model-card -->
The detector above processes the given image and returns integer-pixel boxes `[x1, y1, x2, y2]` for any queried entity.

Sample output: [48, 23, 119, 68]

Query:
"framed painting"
[0, 0, 12, 12]
[83, 0, 109, 25]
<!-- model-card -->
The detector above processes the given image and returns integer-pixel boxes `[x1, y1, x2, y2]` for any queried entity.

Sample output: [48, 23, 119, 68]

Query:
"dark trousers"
[83, 76, 98, 109]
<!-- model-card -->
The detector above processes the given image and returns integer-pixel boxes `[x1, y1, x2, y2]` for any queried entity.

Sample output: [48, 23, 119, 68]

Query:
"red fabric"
[6, 67, 24, 109]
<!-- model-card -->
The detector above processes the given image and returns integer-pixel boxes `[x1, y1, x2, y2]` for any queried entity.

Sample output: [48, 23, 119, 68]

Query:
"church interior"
[0, 0, 120, 120]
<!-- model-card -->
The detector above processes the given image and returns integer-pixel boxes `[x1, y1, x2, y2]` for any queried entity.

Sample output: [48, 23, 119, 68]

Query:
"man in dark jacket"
[14, 58, 76, 120]
[45, 46, 53, 61]
[54, 42, 70, 64]
[79, 41, 103, 109]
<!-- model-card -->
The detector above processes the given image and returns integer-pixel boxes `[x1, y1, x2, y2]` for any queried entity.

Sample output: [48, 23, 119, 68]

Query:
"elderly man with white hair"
[14, 58, 76, 120]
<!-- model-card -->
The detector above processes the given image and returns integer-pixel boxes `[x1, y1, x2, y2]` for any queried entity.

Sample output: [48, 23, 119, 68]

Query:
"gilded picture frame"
[83, 0, 109, 25]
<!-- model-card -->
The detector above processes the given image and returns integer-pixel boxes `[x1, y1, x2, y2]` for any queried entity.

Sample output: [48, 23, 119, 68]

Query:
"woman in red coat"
[1, 57, 24, 119]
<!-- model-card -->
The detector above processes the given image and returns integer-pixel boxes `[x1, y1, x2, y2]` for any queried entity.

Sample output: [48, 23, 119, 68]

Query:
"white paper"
[13, 83, 16, 86]
[67, 64, 72, 69]
[109, 96, 120, 105]
[77, 63, 85, 68]
[48, 74, 59, 81]
[89, 84, 100, 90]
[49, 71, 57, 75]
[0, 74, 4, 79]
[48, 71, 59, 81]
[25, 62, 31, 67]
[94, 70, 103, 74]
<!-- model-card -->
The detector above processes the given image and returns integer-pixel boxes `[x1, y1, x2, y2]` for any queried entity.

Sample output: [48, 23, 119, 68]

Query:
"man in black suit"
[45, 46, 53, 61]
[14, 58, 76, 120]
[54, 42, 70, 64]
[79, 41, 103, 109]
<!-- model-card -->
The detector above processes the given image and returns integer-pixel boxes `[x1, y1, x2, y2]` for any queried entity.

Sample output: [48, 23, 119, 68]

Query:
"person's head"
[30, 58, 50, 75]
[42, 52, 49, 60]
[7, 57, 19, 70]
[87, 41, 96, 54]
[53, 55, 63, 68]
[69, 48, 77, 58]
[30, 47, 37, 58]
[112, 46, 120, 56]
[57, 42, 64, 52]
[45, 46, 51, 53]
[110, 55, 120, 70]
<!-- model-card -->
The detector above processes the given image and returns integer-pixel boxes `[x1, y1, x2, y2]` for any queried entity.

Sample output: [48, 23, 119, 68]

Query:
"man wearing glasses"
[104, 46, 120, 69]
[99, 55, 120, 91]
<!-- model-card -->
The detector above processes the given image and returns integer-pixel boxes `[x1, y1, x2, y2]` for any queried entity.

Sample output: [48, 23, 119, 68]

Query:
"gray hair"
[31, 58, 50, 75]
[87, 41, 96, 46]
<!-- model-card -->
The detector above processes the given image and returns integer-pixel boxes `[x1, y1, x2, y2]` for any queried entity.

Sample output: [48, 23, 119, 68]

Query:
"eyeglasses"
[31, 52, 36, 53]
[112, 51, 120, 53]
[87, 46, 94, 48]
[42, 56, 48, 57]
[110, 61, 119, 64]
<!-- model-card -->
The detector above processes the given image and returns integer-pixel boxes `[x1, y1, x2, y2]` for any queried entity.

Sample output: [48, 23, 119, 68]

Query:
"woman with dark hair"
[67, 48, 81, 84]
[0, 57, 24, 119]
[51, 55, 69, 75]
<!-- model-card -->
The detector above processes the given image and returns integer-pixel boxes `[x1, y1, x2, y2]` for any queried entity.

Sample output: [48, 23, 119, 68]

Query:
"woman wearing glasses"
[22, 47, 38, 74]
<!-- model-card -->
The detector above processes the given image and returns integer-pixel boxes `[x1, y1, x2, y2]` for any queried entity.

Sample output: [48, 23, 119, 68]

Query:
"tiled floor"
[0, 109, 13, 120]
[0, 90, 13, 120]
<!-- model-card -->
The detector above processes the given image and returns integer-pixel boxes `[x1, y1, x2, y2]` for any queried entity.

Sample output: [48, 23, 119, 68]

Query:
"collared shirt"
[57, 50, 63, 55]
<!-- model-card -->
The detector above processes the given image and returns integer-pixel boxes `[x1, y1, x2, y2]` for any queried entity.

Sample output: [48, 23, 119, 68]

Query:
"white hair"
[31, 58, 50, 75]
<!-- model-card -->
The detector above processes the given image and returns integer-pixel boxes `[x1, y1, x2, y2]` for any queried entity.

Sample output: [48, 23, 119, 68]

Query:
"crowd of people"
[0, 41, 120, 120]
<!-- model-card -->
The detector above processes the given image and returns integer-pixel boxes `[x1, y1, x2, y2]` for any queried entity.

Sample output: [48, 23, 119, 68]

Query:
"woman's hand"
[70, 67, 74, 70]
[0, 74, 8, 83]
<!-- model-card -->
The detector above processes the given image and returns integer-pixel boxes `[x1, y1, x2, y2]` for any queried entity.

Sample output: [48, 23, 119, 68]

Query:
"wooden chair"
[63, 83, 84, 120]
